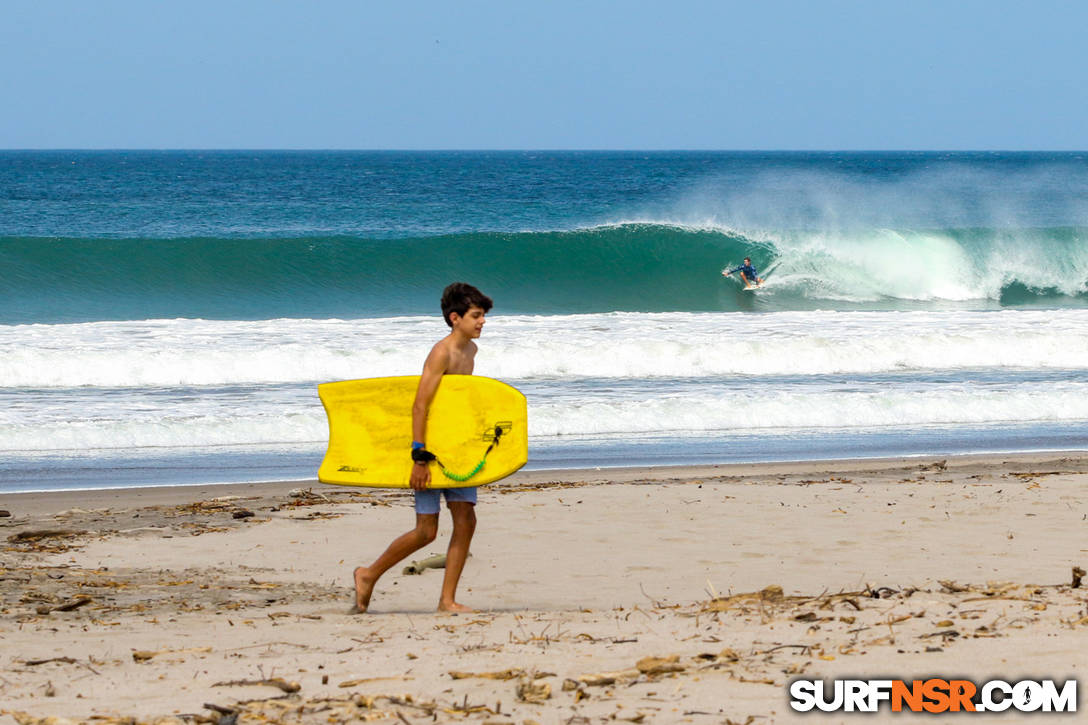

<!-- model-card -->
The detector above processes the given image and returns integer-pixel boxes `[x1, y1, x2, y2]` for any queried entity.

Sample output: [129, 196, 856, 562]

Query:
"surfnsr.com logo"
[789, 678, 1078, 713]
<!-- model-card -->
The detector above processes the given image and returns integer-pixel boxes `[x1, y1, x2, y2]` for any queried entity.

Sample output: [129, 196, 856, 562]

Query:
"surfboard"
[318, 375, 528, 489]
[742, 284, 763, 291]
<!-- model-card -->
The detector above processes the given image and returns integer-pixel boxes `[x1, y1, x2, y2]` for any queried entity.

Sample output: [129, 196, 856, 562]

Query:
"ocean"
[2, 150, 1087, 493]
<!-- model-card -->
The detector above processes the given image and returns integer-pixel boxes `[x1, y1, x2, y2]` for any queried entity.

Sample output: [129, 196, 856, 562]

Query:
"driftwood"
[636, 655, 685, 675]
[35, 595, 92, 615]
[402, 554, 447, 575]
[448, 668, 523, 680]
[203, 703, 237, 715]
[576, 669, 640, 687]
[213, 677, 301, 694]
[8, 529, 84, 542]
[24, 657, 77, 666]
[515, 677, 552, 703]
[133, 646, 213, 662]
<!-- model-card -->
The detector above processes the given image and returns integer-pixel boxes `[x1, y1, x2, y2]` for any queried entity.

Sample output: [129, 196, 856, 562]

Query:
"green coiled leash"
[411, 424, 506, 483]
[440, 458, 488, 482]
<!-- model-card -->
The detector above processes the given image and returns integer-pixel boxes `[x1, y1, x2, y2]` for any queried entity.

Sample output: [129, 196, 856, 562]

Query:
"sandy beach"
[1, 453, 1085, 724]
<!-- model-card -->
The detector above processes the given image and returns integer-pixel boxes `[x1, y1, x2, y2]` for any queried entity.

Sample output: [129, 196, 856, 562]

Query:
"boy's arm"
[409, 345, 449, 490]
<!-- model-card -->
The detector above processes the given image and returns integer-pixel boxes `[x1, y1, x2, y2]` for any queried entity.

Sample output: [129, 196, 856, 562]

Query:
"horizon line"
[3, 147, 1086, 154]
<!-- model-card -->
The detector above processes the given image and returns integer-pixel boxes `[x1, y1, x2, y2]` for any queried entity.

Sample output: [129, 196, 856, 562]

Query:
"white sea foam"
[529, 384, 1088, 436]
[2, 310, 1087, 388]
[3, 309, 1087, 455]
[0, 412, 327, 452]
[2, 380, 1087, 452]
[761, 228, 1088, 302]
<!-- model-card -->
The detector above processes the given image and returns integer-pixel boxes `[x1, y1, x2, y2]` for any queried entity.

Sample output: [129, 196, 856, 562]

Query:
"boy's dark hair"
[441, 282, 493, 327]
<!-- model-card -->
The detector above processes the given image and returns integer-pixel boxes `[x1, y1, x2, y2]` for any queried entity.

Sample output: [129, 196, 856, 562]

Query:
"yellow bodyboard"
[317, 375, 528, 488]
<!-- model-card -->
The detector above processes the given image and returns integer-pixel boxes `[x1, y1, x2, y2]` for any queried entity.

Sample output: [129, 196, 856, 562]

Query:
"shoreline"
[2, 451, 1085, 723]
[4, 449, 1086, 513]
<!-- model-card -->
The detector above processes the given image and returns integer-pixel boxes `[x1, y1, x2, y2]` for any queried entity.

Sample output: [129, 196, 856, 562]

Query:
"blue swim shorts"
[413, 486, 478, 515]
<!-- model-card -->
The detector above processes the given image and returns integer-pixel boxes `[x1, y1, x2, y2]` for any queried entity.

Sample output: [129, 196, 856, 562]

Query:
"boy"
[352, 282, 493, 613]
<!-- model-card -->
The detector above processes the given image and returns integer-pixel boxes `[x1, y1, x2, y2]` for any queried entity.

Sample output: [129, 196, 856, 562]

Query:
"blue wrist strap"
[411, 441, 425, 450]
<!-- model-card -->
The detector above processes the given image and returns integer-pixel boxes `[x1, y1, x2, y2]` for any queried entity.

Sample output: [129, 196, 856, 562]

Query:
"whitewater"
[2, 150, 1087, 491]
[3, 308, 1088, 491]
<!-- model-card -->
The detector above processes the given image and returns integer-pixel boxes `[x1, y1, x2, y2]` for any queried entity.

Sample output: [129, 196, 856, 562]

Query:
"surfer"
[722, 257, 764, 288]
[352, 282, 494, 614]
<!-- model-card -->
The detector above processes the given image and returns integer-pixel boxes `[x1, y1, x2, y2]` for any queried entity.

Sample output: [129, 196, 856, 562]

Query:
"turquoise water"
[1, 151, 1086, 491]
[5, 223, 1088, 323]
[3, 151, 1088, 323]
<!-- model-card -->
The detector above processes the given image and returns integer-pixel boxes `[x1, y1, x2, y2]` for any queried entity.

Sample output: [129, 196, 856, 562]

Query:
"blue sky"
[3, 1, 1085, 150]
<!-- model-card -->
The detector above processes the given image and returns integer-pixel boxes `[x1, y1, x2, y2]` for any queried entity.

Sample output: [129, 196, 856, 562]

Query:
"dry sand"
[1, 454, 1086, 724]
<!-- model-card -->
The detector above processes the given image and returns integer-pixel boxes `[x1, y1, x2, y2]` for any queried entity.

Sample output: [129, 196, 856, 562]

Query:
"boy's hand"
[410, 461, 431, 490]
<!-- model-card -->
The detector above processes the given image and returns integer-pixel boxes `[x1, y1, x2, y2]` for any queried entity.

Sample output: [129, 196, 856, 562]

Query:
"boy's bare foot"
[438, 601, 475, 613]
[352, 566, 376, 613]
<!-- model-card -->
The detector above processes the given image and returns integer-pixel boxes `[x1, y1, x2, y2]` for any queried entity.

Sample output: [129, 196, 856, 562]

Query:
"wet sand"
[1, 453, 1086, 724]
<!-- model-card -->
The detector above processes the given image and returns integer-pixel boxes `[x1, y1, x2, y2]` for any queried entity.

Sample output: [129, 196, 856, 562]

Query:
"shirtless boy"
[352, 282, 493, 613]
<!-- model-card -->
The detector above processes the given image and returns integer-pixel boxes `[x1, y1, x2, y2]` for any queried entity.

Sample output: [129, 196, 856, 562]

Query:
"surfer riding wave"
[723, 257, 764, 289]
